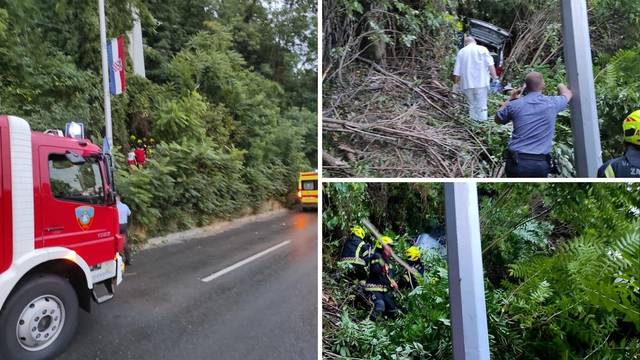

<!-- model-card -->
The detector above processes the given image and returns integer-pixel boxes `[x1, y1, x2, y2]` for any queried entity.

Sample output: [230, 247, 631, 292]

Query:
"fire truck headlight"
[65, 121, 85, 139]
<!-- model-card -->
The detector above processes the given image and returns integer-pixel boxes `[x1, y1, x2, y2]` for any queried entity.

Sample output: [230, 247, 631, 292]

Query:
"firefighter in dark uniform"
[364, 236, 399, 320]
[338, 225, 372, 280]
[398, 246, 425, 290]
[598, 110, 640, 178]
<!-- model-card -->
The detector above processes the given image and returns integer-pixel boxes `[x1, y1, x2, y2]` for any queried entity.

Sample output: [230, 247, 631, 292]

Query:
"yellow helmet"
[623, 110, 640, 145]
[351, 225, 366, 239]
[376, 235, 394, 249]
[405, 246, 421, 261]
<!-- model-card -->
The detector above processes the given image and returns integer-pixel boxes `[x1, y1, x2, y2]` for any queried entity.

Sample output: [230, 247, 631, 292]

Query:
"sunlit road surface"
[58, 210, 318, 360]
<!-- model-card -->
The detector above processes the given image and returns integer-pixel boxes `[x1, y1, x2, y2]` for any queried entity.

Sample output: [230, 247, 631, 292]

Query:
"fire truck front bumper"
[90, 254, 124, 287]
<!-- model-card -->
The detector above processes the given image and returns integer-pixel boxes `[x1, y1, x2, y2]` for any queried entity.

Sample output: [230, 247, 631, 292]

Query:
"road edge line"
[142, 208, 291, 250]
[200, 240, 291, 283]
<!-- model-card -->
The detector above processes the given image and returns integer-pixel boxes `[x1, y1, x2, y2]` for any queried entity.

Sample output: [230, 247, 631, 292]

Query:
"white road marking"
[200, 240, 291, 283]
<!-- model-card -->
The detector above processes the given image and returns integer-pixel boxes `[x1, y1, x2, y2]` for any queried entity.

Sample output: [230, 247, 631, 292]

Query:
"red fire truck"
[0, 115, 124, 359]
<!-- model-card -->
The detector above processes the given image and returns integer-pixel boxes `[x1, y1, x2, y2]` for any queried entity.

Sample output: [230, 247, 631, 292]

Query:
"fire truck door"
[39, 146, 115, 266]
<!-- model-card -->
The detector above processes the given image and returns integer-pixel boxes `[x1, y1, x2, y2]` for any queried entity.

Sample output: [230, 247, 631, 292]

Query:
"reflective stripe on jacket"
[340, 234, 371, 265]
[598, 146, 640, 178]
[365, 251, 390, 292]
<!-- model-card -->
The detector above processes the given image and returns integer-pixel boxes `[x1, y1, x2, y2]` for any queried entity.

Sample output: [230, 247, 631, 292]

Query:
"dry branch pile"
[323, 59, 500, 178]
[504, 5, 561, 74]
[321, 292, 342, 360]
[321, 0, 510, 178]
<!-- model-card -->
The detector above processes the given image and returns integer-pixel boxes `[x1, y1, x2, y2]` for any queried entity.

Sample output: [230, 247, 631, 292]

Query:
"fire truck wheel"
[0, 274, 79, 360]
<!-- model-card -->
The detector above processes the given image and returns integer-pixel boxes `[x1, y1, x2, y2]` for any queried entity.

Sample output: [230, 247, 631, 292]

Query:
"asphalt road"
[58, 210, 318, 360]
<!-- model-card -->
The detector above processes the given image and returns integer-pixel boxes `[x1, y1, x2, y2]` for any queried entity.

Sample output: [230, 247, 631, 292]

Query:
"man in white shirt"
[453, 36, 498, 121]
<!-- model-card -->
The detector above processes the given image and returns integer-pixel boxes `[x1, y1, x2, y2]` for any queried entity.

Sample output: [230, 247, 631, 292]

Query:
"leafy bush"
[0, 0, 317, 241]
[117, 139, 251, 236]
[595, 48, 640, 160]
[323, 183, 640, 359]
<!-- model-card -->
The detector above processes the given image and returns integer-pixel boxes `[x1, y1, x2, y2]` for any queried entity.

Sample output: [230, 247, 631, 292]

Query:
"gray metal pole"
[561, 0, 602, 177]
[98, 0, 113, 149]
[444, 182, 490, 360]
[128, 7, 146, 77]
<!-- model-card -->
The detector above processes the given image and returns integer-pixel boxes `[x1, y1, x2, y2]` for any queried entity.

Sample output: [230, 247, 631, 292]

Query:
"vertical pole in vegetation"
[561, 0, 602, 177]
[128, 7, 146, 77]
[98, 0, 113, 149]
[444, 182, 489, 360]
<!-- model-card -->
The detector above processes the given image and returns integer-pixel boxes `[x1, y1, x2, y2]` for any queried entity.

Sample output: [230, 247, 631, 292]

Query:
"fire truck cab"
[0, 115, 123, 360]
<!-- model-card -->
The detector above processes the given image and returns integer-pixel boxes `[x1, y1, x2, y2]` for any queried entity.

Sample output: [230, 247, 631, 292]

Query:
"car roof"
[468, 18, 511, 48]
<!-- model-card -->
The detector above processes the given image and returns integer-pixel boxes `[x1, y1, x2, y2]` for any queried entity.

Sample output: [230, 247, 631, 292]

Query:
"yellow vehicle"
[297, 171, 318, 210]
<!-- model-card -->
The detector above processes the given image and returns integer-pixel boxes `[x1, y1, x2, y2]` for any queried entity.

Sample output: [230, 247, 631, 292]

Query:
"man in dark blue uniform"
[364, 236, 399, 320]
[495, 72, 573, 177]
[338, 225, 372, 280]
[598, 110, 640, 178]
[398, 246, 424, 290]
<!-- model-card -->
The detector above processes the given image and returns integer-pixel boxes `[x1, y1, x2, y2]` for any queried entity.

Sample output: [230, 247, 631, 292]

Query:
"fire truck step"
[91, 280, 115, 304]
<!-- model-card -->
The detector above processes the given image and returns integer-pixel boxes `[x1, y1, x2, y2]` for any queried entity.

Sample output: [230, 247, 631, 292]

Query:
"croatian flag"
[107, 36, 126, 95]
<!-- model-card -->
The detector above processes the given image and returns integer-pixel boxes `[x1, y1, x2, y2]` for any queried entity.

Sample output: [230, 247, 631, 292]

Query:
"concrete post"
[561, 0, 602, 177]
[444, 182, 490, 360]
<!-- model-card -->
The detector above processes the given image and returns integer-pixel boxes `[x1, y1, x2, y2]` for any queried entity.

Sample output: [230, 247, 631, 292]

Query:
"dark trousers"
[505, 155, 550, 178]
[119, 223, 132, 265]
[369, 291, 398, 320]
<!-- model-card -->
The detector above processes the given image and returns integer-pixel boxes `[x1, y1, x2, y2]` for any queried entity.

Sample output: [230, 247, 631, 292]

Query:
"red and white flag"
[107, 36, 126, 95]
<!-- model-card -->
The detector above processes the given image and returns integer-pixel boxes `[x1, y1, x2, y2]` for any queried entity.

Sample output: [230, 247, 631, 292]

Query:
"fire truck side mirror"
[65, 151, 86, 165]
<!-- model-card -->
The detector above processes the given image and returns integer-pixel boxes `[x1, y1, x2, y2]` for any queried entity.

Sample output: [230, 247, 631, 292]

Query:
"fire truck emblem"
[75, 206, 95, 231]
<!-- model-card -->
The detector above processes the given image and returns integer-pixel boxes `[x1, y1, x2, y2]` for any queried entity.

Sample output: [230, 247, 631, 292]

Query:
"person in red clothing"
[134, 146, 146, 167]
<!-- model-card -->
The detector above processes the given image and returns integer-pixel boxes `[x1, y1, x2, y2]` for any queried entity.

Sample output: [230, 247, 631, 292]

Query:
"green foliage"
[0, 0, 317, 240]
[323, 183, 451, 359]
[327, 250, 452, 359]
[590, 0, 640, 53]
[595, 48, 640, 159]
[324, 183, 640, 359]
[153, 91, 208, 142]
[146, 0, 317, 111]
[117, 140, 249, 234]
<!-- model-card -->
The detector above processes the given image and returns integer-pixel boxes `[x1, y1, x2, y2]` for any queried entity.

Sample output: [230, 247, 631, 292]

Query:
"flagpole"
[98, 0, 113, 151]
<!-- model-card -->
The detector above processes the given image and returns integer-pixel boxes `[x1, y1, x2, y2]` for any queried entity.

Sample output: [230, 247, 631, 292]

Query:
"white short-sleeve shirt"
[117, 201, 131, 225]
[453, 43, 494, 90]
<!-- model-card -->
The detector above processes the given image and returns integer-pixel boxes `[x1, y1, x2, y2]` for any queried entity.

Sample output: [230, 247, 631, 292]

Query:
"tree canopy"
[0, 0, 317, 239]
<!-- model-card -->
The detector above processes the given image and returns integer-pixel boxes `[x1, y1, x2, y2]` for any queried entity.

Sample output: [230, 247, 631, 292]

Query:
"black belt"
[504, 150, 551, 162]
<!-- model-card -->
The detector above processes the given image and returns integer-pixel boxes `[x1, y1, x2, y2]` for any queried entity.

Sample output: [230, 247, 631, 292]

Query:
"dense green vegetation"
[322, 183, 640, 359]
[461, 0, 640, 168]
[0, 0, 317, 241]
[323, 0, 640, 177]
